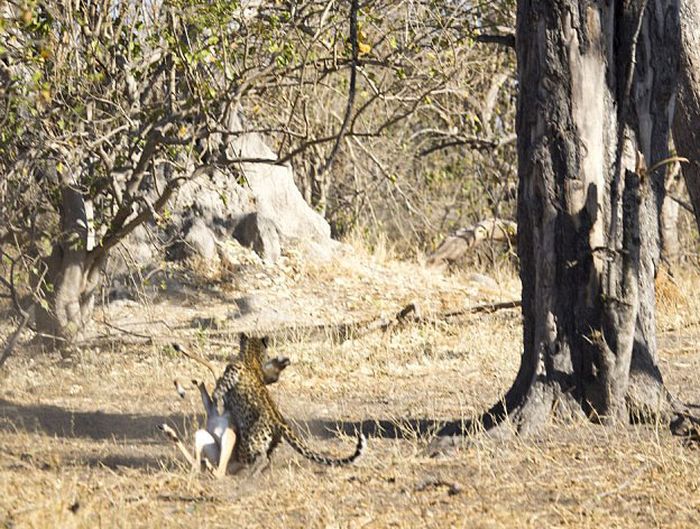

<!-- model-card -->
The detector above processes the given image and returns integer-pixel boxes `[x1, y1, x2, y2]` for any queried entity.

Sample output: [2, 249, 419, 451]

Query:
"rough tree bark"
[507, 0, 681, 431]
[513, 0, 682, 431]
[439, 1, 681, 438]
[674, 0, 700, 233]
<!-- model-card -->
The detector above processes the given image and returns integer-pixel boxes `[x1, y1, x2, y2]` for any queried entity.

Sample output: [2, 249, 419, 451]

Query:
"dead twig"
[95, 320, 153, 340]
[174, 299, 520, 345]
[79, 297, 520, 354]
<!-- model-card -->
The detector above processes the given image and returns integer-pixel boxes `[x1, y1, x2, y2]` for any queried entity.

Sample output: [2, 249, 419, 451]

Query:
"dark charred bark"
[515, 0, 679, 429]
[512, 0, 679, 429]
[440, 0, 680, 437]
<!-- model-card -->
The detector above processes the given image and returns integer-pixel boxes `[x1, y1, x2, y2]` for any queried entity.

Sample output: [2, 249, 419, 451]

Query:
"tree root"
[625, 368, 674, 424]
[666, 390, 700, 445]
[431, 369, 700, 454]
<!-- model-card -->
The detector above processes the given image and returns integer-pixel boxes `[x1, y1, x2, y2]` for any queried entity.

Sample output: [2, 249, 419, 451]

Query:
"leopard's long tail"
[280, 422, 366, 466]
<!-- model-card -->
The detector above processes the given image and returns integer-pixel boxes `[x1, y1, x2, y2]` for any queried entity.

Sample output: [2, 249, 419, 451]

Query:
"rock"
[105, 224, 155, 278]
[174, 169, 256, 237]
[233, 213, 281, 264]
[161, 109, 338, 264]
[243, 161, 330, 243]
[115, 107, 338, 280]
[184, 218, 219, 262]
[225, 108, 337, 260]
[466, 272, 500, 291]
[217, 239, 264, 270]
[228, 296, 261, 318]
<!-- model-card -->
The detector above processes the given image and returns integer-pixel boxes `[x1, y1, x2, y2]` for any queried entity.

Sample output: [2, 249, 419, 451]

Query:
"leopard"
[211, 333, 366, 476]
[161, 341, 291, 478]
[170, 341, 291, 386]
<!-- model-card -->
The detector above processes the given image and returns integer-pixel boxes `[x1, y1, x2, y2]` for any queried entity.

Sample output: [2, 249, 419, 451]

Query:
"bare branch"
[475, 33, 516, 49]
[316, 0, 359, 180]
[0, 310, 31, 369]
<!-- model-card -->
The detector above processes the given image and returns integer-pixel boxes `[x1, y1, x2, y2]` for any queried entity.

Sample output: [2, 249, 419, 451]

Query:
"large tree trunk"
[674, 0, 700, 232]
[503, 0, 679, 431]
[437, 0, 680, 441]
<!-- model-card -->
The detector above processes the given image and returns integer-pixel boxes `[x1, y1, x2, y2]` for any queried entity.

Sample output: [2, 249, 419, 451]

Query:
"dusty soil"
[1, 243, 700, 529]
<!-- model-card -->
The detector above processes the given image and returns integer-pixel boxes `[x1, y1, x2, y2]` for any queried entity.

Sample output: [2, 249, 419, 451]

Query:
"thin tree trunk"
[297, 145, 329, 216]
[34, 183, 103, 347]
[674, 0, 700, 232]
[660, 162, 683, 263]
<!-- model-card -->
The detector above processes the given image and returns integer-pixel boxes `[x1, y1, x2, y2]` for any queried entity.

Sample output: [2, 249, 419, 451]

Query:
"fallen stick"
[442, 300, 521, 318]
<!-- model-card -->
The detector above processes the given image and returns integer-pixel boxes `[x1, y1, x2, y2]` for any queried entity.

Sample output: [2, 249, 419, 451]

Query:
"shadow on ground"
[0, 398, 191, 441]
[0, 398, 446, 443]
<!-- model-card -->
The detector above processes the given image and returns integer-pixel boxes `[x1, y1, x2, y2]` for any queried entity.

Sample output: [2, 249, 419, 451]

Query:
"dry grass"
[1, 248, 700, 528]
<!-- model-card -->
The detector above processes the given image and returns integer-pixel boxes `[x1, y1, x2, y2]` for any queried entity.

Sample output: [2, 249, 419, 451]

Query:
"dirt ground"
[1, 243, 700, 529]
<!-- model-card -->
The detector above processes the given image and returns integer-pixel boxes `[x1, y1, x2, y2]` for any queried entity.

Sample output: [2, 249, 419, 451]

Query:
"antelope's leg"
[194, 429, 219, 473]
[194, 380, 215, 416]
[158, 424, 197, 468]
[213, 426, 236, 479]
